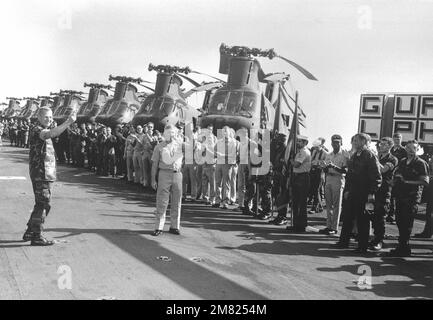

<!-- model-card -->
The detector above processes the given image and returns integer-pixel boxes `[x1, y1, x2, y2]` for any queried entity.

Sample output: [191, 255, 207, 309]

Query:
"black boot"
[31, 234, 55, 246]
[22, 228, 34, 242]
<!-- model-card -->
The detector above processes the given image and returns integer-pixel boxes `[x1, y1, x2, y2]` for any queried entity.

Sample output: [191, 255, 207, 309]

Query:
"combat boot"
[31, 234, 55, 246]
[22, 228, 34, 242]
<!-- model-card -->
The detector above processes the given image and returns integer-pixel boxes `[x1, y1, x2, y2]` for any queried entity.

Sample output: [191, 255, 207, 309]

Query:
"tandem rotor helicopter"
[131, 63, 211, 131]
[17, 97, 40, 122]
[3, 97, 22, 119]
[53, 90, 86, 124]
[77, 83, 112, 124]
[197, 43, 318, 135]
[95, 75, 144, 127]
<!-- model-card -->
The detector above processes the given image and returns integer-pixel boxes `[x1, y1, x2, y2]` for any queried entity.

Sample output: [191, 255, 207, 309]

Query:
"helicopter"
[18, 97, 40, 122]
[3, 97, 23, 120]
[95, 75, 143, 127]
[48, 92, 66, 115]
[53, 90, 86, 124]
[76, 83, 112, 124]
[131, 64, 211, 131]
[37, 96, 54, 108]
[198, 43, 317, 135]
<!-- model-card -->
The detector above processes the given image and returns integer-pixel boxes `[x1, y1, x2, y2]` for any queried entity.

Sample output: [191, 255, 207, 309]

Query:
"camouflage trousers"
[27, 180, 53, 235]
[245, 172, 273, 214]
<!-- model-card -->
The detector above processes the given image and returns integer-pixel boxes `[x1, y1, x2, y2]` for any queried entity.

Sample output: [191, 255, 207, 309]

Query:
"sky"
[1, 0, 433, 149]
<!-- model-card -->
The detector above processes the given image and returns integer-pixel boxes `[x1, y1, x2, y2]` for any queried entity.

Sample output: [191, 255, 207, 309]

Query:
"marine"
[23, 106, 77, 246]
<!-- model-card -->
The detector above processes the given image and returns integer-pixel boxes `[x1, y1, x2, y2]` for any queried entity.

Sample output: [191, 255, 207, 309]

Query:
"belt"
[160, 168, 181, 173]
[293, 172, 309, 176]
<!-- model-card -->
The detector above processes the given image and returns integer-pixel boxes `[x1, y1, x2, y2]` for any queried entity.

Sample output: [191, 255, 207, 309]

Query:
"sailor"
[151, 124, 184, 236]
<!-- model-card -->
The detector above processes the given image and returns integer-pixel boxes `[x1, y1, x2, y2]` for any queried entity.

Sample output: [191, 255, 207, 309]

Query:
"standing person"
[124, 126, 136, 183]
[23, 107, 77, 246]
[10, 120, 17, 146]
[308, 138, 327, 213]
[0, 121, 3, 147]
[96, 127, 107, 175]
[287, 135, 311, 233]
[86, 123, 97, 171]
[151, 124, 184, 236]
[16, 120, 22, 147]
[368, 137, 398, 251]
[388, 132, 408, 223]
[229, 128, 238, 205]
[334, 133, 382, 253]
[414, 156, 433, 238]
[269, 133, 290, 225]
[214, 126, 239, 209]
[197, 126, 217, 206]
[22, 120, 30, 148]
[244, 131, 273, 220]
[142, 122, 156, 189]
[386, 140, 429, 256]
[182, 122, 198, 201]
[195, 125, 203, 200]
[104, 127, 117, 177]
[235, 127, 250, 213]
[319, 134, 348, 236]
[114, 124, 126, 178]
[132, 125, 145, 185]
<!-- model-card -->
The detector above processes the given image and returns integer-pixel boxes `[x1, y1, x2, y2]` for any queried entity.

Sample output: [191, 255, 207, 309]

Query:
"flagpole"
[289, 91, 299, 228]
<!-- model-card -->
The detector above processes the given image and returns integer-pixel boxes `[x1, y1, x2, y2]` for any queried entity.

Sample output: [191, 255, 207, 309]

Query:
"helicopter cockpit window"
[226, 91, 243, 113]
[161, 100, 175, 117]
[141, 98, 155, 113]
[209, 90, 256, 118]
[210, 91, 228, 113]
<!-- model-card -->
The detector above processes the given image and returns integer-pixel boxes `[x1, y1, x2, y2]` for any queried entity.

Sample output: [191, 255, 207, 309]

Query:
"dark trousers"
[422, 181, 433, 234]
[292, 173, 310, 229]
[309, 169, 324, 207]
[107, 154, 116, 176]
[372, 197, 389, 243]
[274, 172, 289, 219]
[340, 193, 369, 248]
[28, 180, 53, 235]
[245, 173, 273, 214]
[395, 198, 418, 246]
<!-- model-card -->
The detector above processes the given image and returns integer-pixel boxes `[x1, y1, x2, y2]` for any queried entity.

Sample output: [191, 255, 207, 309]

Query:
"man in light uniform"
[132, 125, 145, 185]
[320, 134, 348, 235]
[151, 124, 184, 236]
[197, 125, 217, 205]
[182, 122, 198, 201]
[214, 126, 239, 209]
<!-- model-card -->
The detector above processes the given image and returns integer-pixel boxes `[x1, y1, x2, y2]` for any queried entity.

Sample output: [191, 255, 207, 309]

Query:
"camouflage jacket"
[29, 124, 56, 182]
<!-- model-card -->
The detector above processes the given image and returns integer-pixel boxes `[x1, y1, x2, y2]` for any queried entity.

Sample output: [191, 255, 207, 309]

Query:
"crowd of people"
[1, 115, 432, 256]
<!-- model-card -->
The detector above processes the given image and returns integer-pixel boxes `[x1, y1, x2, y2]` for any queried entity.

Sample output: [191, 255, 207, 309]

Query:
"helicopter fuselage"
[54, 95, 85, 125]
[96, 83, 140, 128]
[77, 88, 110, 124]
[199, 56, 276, 132]
[132, 73, 195, 132]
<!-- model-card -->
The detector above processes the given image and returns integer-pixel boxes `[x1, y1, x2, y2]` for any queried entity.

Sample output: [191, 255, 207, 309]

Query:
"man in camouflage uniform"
[23, 107, 77, 246]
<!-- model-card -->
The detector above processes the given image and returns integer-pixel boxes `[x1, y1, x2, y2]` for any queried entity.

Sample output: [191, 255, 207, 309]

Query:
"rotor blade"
[183, 82, 222, 99]
[190, 71, 226, 83]
[281, 85, 307, 118]
[176, 73, 201, 87]
[277, 55, 318, 81]
[140, 79, 154, 84]
[264, 72, 290, 82]
[136, 83, 155, 92]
